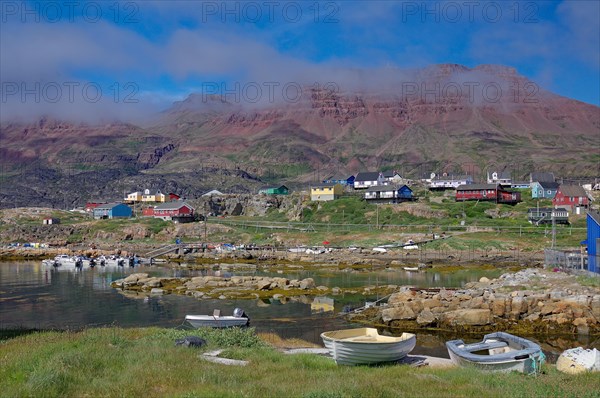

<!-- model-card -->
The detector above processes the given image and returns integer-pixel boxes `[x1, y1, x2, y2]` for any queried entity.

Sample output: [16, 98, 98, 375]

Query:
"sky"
[1, 0, 599, 122]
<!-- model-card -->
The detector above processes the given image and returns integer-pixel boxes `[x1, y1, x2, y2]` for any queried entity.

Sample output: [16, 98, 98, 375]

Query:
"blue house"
[92, 203, 133, 219]
[585, 211, 600, 273]
[397, 185, 413, 200]
[531, 181, 559, 199]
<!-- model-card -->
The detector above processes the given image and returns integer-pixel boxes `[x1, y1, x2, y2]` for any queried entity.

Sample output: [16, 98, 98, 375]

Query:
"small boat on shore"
[320, 327, 416, 366]
[403, 266, 420, 272]
[185, 308, 249, 328]
[446, 332, 544, 374]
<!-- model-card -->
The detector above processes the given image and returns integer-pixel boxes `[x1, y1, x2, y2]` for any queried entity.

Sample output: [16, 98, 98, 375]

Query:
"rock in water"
[175, 336, 207, 348]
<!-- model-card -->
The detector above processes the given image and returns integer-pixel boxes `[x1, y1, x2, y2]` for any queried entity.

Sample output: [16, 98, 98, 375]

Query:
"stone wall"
[375, 269, 600, 335]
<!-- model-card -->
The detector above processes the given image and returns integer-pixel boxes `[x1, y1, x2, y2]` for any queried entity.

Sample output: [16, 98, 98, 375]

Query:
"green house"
[259, 185, 289, 195]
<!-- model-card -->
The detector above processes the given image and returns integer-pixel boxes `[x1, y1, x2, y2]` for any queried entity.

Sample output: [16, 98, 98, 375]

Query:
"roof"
[489, 170, 511, 179]
[324, 175, 353, 181]
[366, 185, 397, 192]
[143, 190, 163, 196]
[588, 210, 600, 226]
[456, 184, 497, 191]
[311, 183, 339, 188]
[537, 181, 560, 190]
[259, 185, 288, 190]
[382, 171, 400, 178]
[558, 185, 587, 197]
[202, 189, 224, 196]
[530, 172, 555, 183]
[355, 172, 381, 182]
[154, 201, 195, 211]
[94, 203, 127, 210]
[527, 207, 554, 213]
[432, 175, 472, 181]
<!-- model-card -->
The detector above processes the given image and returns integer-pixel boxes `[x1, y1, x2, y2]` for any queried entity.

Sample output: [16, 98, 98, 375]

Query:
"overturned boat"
[446, 332, 544, 374]
[321, 327, 416, 366]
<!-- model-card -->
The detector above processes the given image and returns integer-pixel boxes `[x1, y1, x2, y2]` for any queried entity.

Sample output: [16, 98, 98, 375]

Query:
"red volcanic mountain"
[1, 64, 599, 207]
[156, 64, 599, 177]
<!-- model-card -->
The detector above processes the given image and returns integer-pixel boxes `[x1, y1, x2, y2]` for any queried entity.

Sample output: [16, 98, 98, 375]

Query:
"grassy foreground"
[1, 328, 599, 398]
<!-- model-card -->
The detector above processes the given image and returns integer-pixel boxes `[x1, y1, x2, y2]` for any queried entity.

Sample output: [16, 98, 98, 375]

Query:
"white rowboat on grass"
[321, 328, 416, 366]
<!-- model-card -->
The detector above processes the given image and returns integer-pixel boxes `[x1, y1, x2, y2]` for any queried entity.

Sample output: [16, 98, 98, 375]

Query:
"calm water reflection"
[1, 262, 598, 362]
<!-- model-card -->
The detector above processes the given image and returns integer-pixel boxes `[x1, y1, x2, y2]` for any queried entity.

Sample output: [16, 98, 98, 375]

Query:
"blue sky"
[1, 0, 598, 121]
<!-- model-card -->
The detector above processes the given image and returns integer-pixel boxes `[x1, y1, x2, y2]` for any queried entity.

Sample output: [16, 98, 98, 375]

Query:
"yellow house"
[141, 189, 166, 203]
[310, 183, 343, 201]
[124, 191, 143, 202]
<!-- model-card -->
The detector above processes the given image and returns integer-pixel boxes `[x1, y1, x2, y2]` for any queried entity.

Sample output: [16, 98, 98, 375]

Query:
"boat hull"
[321, 328, 416, 366]
[185, 315, 249, 328]
[446, 332, 543, 374]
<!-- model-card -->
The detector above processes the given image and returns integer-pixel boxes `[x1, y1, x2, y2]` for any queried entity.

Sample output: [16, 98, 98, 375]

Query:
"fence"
[544, 248, 587, 270]
[212, 219, 584, 236]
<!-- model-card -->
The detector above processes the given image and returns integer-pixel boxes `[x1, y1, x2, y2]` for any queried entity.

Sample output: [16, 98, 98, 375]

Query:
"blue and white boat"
[446, 332, 545, 374]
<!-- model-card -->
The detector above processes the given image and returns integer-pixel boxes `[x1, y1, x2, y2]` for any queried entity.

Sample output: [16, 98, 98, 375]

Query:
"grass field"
[1, 327, 599, 398]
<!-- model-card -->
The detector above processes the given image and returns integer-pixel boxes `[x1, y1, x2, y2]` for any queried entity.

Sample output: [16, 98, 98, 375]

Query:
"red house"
[85, 201, 107, 212]
[141, 207, 155, 217]
[153, 201, 195, 221]
[553, 185, 590, 212]
[456, 184, 521, 204]
[168, 193, 181, 201]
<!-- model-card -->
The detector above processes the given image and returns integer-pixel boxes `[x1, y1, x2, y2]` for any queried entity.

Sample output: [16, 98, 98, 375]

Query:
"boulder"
[441, 309, 492, 326]
[382, 305, 416, 322]
[416, 309, 437, 325]
[299, 278, 315, 290]
[145, 278, 163, 288]
[123, 273, 149, 285]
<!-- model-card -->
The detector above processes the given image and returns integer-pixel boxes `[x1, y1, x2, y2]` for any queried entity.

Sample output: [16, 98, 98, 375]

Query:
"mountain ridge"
[1, 63, 598, 208]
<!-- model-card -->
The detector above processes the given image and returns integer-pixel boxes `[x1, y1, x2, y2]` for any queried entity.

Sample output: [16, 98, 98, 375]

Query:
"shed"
[259, 185, 289, 195]
[585, 211, 600, 273]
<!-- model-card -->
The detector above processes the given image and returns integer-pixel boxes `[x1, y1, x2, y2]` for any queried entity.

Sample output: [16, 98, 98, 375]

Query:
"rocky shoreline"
[111, 272, 395, 301]
[350, 269, 600, 335]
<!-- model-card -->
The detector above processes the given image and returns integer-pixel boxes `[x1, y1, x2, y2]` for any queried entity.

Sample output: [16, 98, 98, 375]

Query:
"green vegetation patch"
[1, 327, 600, 397]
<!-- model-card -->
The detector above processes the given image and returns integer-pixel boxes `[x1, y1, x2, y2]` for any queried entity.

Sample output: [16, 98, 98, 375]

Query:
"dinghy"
[446, 332, 544, 374]
[321, 327, 416, 366]
[185, 308, 249, 328]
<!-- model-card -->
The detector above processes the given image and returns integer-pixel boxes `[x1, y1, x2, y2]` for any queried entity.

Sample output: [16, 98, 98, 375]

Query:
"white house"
[354, 172, 386, 189]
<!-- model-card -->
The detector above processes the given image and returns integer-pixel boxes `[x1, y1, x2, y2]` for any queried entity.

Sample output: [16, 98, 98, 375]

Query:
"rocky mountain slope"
[1, 64, 598, 208]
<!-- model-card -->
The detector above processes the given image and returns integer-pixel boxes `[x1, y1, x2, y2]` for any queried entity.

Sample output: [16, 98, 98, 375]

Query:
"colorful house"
[456, 184, 521, 204]
[531, 181, 559, 199]
[92, 203, 132, 219]
[354, 172, 386, 189]
[168, 193, 181, 201]
[259, 185, 289, 195]
[310, 183, 343, 201]
[364, 185, 413, 203]
[585, 211, 600, 273]
[141, 189, 166, 203]
[153, 201, 195, 221]
[527, 207, 569, 224]
[124, 191, 143, 202]
[553, 185, 590, 213]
